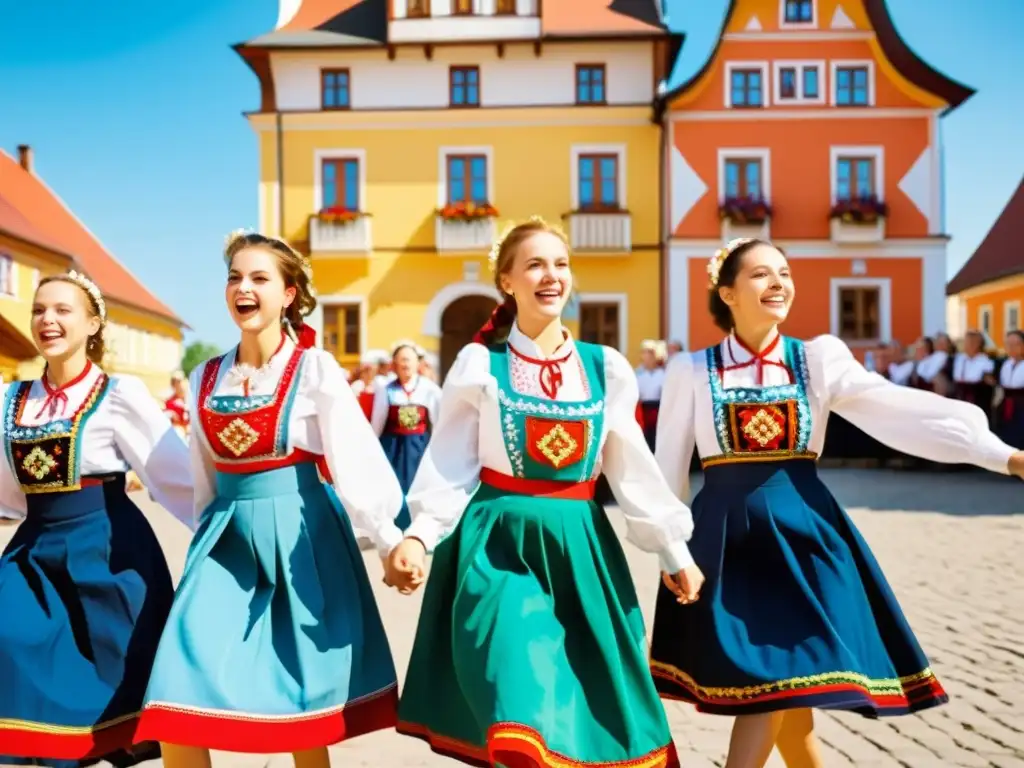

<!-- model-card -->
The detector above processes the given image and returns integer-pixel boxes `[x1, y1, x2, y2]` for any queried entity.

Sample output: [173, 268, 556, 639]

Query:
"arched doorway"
[440, 294, 497, 380]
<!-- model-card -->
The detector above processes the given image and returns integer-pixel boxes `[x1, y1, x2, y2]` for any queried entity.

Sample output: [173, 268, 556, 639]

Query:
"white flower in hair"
[488, 221, 517, 273]
[66, 270, 107, 323]
[706, 237, 756, 287]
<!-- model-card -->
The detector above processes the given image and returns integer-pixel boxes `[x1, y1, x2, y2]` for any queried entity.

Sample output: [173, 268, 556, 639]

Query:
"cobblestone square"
[3, 468, 1021, 767]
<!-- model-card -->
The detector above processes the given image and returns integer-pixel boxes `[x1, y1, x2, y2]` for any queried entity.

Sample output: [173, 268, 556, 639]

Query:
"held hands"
[384, 537, 427, 595]
[662, 564, 705, 606]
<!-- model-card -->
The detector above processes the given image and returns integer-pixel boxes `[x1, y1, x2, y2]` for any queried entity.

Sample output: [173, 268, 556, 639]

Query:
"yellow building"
[236, 0, 679, 377]
[0, 146, 185, 393]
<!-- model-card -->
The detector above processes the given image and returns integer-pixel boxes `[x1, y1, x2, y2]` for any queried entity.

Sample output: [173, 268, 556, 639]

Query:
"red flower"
[438, 201, 499, 220]
[718, 196, 772, 225]
[316, 205, 361, 223]
[829, 195, 888, 224]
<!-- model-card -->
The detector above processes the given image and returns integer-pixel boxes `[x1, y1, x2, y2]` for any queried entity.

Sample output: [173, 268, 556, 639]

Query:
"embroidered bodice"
[0, 366, 193, 527]
[187, 339, 407, 556]
[653, 334, 1015, 504]
[403, 323, 696, 573]
[371, 375, 442, 438]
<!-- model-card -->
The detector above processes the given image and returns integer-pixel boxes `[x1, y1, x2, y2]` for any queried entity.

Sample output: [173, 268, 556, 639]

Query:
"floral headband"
[707, 237, 756, 287]
[65, 270, 106, 324]
[487, 215, 567, 272]
[224, 228, 315, 284]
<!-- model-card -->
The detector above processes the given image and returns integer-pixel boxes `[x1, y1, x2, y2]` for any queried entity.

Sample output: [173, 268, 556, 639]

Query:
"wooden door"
[440, 295, 497, 381]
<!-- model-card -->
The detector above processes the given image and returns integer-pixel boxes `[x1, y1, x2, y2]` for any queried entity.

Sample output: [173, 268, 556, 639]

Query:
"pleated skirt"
[135, 463, 398, 753]
[0, 477, 171, 766]
[397, 481, 679, 768]
[649, 458, 948, 717]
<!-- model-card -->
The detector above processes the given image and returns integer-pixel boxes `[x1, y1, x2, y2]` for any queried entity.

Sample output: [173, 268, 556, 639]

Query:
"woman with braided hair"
[648, 238, 1024, 768]
[0, 270, 193, 767]
[386, 217, 703, 768]
[136, 232, 405, 768]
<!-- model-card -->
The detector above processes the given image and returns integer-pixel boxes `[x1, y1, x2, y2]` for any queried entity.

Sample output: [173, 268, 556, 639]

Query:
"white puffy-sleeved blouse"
[0, 363, 194, 526]
[887, 360, 915, 386]
[915, 350, 949, 384]
[952, 352, 995, 383]
[1000, 358, 1024, 389]
[370, 375, 443, 438]
[636, 366, 666, 403]
[655, 333, 1015, 503]
[188, 339, 405, 555]
[403, 324, 695, 573]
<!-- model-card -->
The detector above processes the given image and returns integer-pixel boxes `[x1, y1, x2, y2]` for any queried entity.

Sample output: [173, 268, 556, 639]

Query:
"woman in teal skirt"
[649, 238, 1024, 767]
[385, 218, 705, 768]
[135, 232, 406, 768]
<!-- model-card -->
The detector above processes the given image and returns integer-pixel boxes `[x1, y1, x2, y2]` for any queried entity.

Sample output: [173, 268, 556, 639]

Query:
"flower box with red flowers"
[316, 206, 362, 223]
[437, 202, 499, 221]
[718, 197, 772, 225]
[829, 196, 889, 224]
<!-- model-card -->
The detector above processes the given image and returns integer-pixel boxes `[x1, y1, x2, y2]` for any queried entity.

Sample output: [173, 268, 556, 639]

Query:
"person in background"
[164, 370, 190, 439]
[418, 351, 439, 383]
[351, 354, 379, 420]
[911, 336, 948, 392]
[996, 330, 1024, 449]
[636, 339, 666, 451]
[372, 341, 441, 529]
[932, 331, 957, 395]
[887, 341, 915, 386]
[951, 330, 996, 411]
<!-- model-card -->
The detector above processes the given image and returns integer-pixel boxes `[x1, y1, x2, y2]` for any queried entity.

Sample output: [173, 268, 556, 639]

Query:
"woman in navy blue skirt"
[650, 238, 1024, 768]
[0, 271, 193, 767]
[371, 341, 440, 529]
[996, 330, 1024, 448]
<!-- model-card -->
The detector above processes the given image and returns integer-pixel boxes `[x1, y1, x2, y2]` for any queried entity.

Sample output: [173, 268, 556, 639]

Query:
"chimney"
[17, 145, 32, 173]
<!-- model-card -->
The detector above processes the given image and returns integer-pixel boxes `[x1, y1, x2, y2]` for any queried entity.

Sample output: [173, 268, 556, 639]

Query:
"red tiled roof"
[0, 192, 73, 258]
[0, 150, 182, 324]
[947, 179, 1024, 295]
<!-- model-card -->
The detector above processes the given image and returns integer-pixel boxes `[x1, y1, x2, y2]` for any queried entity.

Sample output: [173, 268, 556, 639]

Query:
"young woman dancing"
[387, 217, 703, 768]
[0, 270, 193, 767]
[649, 238, 1024, 768]
[135, 231, 406, 768]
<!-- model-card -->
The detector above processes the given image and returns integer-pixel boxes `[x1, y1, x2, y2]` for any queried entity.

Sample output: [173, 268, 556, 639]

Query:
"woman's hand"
[1008, 451, 1024, 480]
[385, 537, 427, 595]
[662, 564, 705, 605]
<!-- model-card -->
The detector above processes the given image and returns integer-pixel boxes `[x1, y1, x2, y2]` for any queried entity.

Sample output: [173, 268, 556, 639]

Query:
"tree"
[181, 341, 222, 376]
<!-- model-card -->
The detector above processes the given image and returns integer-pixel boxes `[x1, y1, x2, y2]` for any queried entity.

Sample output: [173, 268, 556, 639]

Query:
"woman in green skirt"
[386, 218, 705, 768]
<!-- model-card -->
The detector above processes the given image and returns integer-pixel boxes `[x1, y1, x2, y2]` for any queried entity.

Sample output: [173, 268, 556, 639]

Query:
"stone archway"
[440, 294, 497, 380]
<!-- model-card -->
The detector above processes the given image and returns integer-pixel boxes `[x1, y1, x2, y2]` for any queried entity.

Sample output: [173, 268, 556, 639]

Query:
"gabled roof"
[947, 180, 1024, 295]
[0, 192, 73, 259]
[243, 0, 665, 48]
[657, 0, 974, 115]
[0, 150, 182, 324]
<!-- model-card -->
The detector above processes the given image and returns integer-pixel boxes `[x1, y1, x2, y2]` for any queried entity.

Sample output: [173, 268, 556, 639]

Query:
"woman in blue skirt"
[650, 238, 1024, 768]
[0, 271, 194, 767]
[371, 340, 440, 528]
[135, 231, 406, 768]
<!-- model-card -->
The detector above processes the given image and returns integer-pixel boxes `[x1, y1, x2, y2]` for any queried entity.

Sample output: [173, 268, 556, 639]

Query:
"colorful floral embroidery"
[21, 446, 57, 479]
[217, 418, 261, 457]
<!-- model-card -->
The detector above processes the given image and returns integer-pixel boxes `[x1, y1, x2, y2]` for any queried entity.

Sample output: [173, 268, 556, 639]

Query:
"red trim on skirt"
[0, 715, 138, 760]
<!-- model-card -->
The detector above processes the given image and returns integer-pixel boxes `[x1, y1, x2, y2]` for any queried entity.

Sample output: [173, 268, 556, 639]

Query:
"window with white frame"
[718, 148, 771, 203]
[774, 61, 823, 104]
[438, 147, 493, 209]
[978, 305, 993, 337]
[578, 294, 627, 353]
[725, 62, 768, 108]
[831, 61, 874, 106]
[570, 145, 627, 212]
[1006, 302, 1020, 334]
[831, 278, 891, 344]
[314, 150, 366, 214]
[0, 254, 15, 297]
[781, 0, 815, 26]
[830, 146, 884, 203]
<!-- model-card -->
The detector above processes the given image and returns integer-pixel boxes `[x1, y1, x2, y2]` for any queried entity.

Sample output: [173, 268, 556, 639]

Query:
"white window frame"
[717, 148, 772, 202]
[830, 59, 875, 107]
[438, 145, 495, 207]
[830, 277, 891, 345]
[779, 0, 817, 28]
[773, 60, 825, 105]
[310, 294, 369, 356]
[578, 292, 629, 355]
[829, 145, 884, 203]
[570, 143, 628, 211]
[1005, 301, 1021, 334]
[313, 149, 367, 212]
[978, 304, 994, 337]
[724, 61, 771, 109]
[0, 254, 16, 297]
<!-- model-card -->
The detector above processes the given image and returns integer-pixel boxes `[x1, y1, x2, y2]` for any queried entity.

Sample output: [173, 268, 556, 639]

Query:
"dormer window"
[782, 0, 814, 25]
[407, 0, 430, 18]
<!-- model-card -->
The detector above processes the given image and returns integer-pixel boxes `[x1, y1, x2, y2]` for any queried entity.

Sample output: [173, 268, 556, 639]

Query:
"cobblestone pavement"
[2, 468, 1021, 767]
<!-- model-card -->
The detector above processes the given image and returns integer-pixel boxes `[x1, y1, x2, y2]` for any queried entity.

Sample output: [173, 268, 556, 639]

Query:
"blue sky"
[1, 0, 1021, 350]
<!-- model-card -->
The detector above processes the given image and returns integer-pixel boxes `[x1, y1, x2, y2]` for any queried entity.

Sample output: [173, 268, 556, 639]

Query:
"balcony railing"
[436, 216, 496, 253]
[565, 212, 632, 252]
[721, 218, 771, 242]
[309, 216, 372, 254]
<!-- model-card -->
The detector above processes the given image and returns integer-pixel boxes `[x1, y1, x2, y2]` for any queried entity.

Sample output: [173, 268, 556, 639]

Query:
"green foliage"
[181, 341, 222, 376]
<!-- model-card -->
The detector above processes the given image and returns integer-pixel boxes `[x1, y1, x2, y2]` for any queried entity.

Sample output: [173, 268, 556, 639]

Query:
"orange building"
[946, 180, 1024, 348]
[659, 0, 973, 355]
